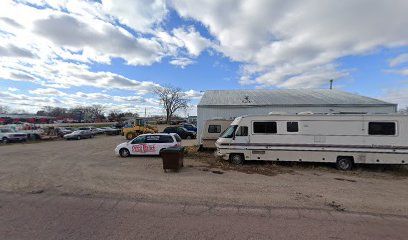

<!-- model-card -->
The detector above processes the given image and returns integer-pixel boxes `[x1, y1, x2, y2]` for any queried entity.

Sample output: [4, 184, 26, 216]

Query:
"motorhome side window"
[236, 126, 248, 136]
[208, 125, 221, 133]
[287, 122, 299, 132]
[253, 122, 277, 134]
[368, 122, 396, 135]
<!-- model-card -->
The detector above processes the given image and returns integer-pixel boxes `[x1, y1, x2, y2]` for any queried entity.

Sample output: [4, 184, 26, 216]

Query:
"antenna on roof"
[329, 79, 333, 90]
[242, 95, 251, 103]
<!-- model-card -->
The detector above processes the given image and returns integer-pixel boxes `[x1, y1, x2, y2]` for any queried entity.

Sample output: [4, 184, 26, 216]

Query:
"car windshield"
[72, 130, 82, 134]
[220, 125, 238, 138]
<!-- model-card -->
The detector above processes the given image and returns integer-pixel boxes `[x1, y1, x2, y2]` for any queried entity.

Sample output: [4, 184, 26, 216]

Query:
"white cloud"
[389, 53, 408, 67]
[29, 88, 66, 96]
[171, 0, 408, 88]
[7, 87, 18, 92]
[32, 13, 164, 66]
[184, 89, 203, 99]
[0, 57, 160, 92]
[380, 88, 408, 109]
[171, 26, 211, 57]
[102, 0, 168, 33]
[170, 57, 195, 68]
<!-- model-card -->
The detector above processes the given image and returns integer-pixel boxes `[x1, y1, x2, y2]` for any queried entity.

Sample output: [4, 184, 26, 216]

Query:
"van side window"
[368, 122, 396, 135]
[236, 126, 248, 136]
[287, 122, 299, 132]
[131, 136, 146, 144]
[159, 135, 174, 143]
[208, 125, 221, 133]
[145, 135, 160, 143]
[253, 122, 277, 134]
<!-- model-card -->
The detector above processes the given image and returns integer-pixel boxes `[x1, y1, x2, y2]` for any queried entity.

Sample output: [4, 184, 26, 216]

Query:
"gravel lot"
[1, 135, 407, 216]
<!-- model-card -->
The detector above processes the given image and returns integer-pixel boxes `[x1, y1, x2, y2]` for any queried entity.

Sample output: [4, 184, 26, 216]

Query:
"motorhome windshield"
[220, 125, 237, 138]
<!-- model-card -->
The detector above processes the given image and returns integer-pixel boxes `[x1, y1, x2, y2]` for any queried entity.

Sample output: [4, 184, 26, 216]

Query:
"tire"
[186, 136, 192, 140]
[336, 157, 354, 171]
[90, 135, 94, 138]
[77, 136, 81, 140]
[2, 137, 8, 144]
[230, 153, 244, 165]
[119, 148, 130, 158]
[126, 132, 135, 140]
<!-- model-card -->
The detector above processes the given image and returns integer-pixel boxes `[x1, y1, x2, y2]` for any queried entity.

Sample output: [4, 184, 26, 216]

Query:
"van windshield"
[220, 125, 237, 138]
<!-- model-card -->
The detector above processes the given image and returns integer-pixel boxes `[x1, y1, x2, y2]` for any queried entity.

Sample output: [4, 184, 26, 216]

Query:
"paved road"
[0, 192, 407, 240]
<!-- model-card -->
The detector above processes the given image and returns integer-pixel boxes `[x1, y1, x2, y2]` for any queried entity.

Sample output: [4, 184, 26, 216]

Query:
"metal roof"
[198, 89, 396, 107]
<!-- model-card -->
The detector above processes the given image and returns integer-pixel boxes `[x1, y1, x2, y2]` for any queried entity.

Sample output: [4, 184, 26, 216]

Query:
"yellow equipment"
[122, 118, 158, 140]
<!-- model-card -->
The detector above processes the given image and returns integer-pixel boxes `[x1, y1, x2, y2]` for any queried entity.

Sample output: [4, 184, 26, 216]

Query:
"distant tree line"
[35, 105, 138, 123]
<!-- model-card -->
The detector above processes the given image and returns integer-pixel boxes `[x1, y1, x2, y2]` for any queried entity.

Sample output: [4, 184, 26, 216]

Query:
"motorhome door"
[234, 125, 249, 143]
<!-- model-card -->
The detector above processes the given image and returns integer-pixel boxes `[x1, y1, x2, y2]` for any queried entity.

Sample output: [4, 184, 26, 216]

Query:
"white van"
[215, 113, 408, 170]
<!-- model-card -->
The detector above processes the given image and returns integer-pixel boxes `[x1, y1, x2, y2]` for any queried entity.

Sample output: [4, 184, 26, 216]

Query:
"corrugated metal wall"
[197, 105, 396, 140]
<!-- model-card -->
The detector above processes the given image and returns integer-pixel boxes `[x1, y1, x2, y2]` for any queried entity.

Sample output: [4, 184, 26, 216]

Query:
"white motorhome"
[215, 113, 408, 170]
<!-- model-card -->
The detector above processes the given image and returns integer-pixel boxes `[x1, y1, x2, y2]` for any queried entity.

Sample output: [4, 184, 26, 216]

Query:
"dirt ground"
[0, 135, 407, 216]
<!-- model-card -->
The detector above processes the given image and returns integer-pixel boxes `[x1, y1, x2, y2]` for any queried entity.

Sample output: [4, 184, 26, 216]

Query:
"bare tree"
[40, 106, 68, 117]
[88, 105, 106, 120]
[0, 105, 10, 114]
[153, 85, 190, 124]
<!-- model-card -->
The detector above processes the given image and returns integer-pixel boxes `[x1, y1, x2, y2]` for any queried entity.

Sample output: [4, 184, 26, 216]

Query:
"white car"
[115, 133, 182, 157]
[0, 128, 27, 144]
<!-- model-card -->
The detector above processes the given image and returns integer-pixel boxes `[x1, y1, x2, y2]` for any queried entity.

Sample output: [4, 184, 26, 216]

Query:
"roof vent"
[297, 111, 314, 115]
[268, 112, 286, 115]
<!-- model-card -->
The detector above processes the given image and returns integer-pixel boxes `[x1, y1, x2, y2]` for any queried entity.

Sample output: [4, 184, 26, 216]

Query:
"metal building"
[197, 89, 397, 139]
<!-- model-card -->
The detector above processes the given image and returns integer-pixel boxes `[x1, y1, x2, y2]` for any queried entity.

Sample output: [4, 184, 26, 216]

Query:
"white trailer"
[215, 113, 408, 170]
[199, 119, 233, 149]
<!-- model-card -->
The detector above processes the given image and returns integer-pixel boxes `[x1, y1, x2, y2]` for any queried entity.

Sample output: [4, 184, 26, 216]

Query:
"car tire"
[230, 153, 244, 165]
[2, 137, 8, 144]
[90, 135, 94, 138]
[77, 136, 81, 140]
[186, 136, 192, 140]
[336, 157, 354, 171]
[120, 148, 130, 158]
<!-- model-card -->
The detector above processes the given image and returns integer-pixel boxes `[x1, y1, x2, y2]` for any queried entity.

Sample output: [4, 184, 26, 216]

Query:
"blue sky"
[1, 0, 408, 116]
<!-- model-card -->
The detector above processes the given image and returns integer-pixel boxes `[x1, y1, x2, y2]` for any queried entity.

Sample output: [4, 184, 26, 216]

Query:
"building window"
[368, 122, 396, 135]
[208, 125, 221, 133]
[236, 126, 248, 136]
[253, 122, 277, 134]
[287, 122, 299, 132]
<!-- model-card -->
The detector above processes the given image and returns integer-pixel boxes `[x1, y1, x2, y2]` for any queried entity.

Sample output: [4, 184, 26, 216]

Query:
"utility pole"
[329, 79, 333, 90]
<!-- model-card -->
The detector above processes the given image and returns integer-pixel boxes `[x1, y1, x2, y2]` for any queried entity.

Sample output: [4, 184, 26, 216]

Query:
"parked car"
[163, 126, 196, 139]
[104, 127, 121, 136]
[95, 128, 107, 134]
[63, 130, 94, 140]
[56, 127, 73, 137]
[78, 127, 98, 135]
[180, 123, 197, 133]
[115, 133, 181, 157]
[0, 128, 27, 144]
